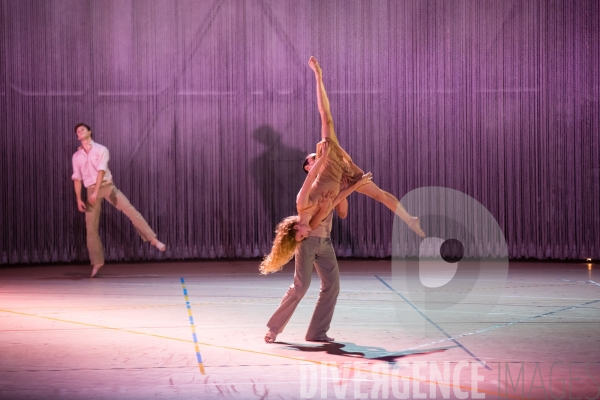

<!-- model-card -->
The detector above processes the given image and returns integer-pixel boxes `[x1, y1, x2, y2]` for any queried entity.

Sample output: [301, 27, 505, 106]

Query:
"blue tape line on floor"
[375, 275, 491, 371]
[180, 277, 205, 374]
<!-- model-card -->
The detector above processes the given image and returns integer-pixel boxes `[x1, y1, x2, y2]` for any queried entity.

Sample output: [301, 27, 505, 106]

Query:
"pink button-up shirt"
[71, 141, 113, 188]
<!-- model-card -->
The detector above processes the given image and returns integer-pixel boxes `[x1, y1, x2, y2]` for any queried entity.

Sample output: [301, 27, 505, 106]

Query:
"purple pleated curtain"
[0, 0, 598, 264]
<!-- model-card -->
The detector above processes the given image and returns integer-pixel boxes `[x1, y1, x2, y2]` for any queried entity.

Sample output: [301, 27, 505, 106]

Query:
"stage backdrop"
[0, 0, 598, 264]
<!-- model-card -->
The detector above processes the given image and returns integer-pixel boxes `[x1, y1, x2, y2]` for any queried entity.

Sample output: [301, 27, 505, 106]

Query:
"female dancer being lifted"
[259, 57, 424, 275]
[259, 139, 373, 275]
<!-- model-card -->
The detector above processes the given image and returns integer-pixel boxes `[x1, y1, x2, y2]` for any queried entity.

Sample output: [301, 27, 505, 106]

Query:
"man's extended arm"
[335, 198, 348, 219]
[309, 174, 372, 229]
[334, 177, 349, 219]
[308, 197, 347, 229]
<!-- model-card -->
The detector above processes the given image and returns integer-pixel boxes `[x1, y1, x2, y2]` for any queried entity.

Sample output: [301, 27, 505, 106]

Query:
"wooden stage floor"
[0, 259, 598, 399]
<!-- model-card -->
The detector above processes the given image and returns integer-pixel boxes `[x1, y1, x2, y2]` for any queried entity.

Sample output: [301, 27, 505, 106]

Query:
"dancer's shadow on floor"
[277, 341, 453, 363]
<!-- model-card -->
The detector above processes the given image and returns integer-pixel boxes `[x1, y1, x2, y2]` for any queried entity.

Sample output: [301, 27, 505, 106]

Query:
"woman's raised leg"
[356, 182, 426, 237]
[308, 56, 339, 145]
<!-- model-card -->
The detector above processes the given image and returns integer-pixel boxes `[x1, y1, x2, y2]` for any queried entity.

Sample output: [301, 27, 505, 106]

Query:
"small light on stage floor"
[586, 258, 592, 262]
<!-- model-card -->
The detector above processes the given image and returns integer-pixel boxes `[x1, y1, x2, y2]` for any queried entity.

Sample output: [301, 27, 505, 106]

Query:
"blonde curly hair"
[259, 216, 300, 275]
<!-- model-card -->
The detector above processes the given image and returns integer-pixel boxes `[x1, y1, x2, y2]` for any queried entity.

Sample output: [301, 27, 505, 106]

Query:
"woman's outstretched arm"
[296, 141, 331, 210]
[330, 173, 372, 210]
[309, 173, 373, 229]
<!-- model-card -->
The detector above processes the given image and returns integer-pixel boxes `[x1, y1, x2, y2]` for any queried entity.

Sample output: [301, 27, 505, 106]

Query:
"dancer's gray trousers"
[267, 237, 340, 340]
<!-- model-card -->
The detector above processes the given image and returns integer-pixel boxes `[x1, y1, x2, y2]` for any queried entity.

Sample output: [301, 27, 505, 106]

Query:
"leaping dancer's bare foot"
[308, 56, 322, 76]
[90, 264, 103, 278]
[408, 217, 426, 238]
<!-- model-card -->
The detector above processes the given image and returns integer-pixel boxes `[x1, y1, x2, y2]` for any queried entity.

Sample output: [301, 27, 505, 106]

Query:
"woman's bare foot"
[408, 217, 426, 238]
[308, 56, 322, 76]
[150, 238, 166, 252]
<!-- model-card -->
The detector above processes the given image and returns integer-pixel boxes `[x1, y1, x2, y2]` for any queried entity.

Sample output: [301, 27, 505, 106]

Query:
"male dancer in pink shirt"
[71, 123, 165, 277]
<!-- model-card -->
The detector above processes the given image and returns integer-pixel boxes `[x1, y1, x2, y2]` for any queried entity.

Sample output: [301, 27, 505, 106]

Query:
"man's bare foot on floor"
[90, 264, 104, 278]
[306, 335, 335, 342]
[265, 330, 278, 344]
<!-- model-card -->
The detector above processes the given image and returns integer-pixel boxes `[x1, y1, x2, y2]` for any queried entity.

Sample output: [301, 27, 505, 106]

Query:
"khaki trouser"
[266, 237, 340, 340]
[85, 183, 156, 266]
